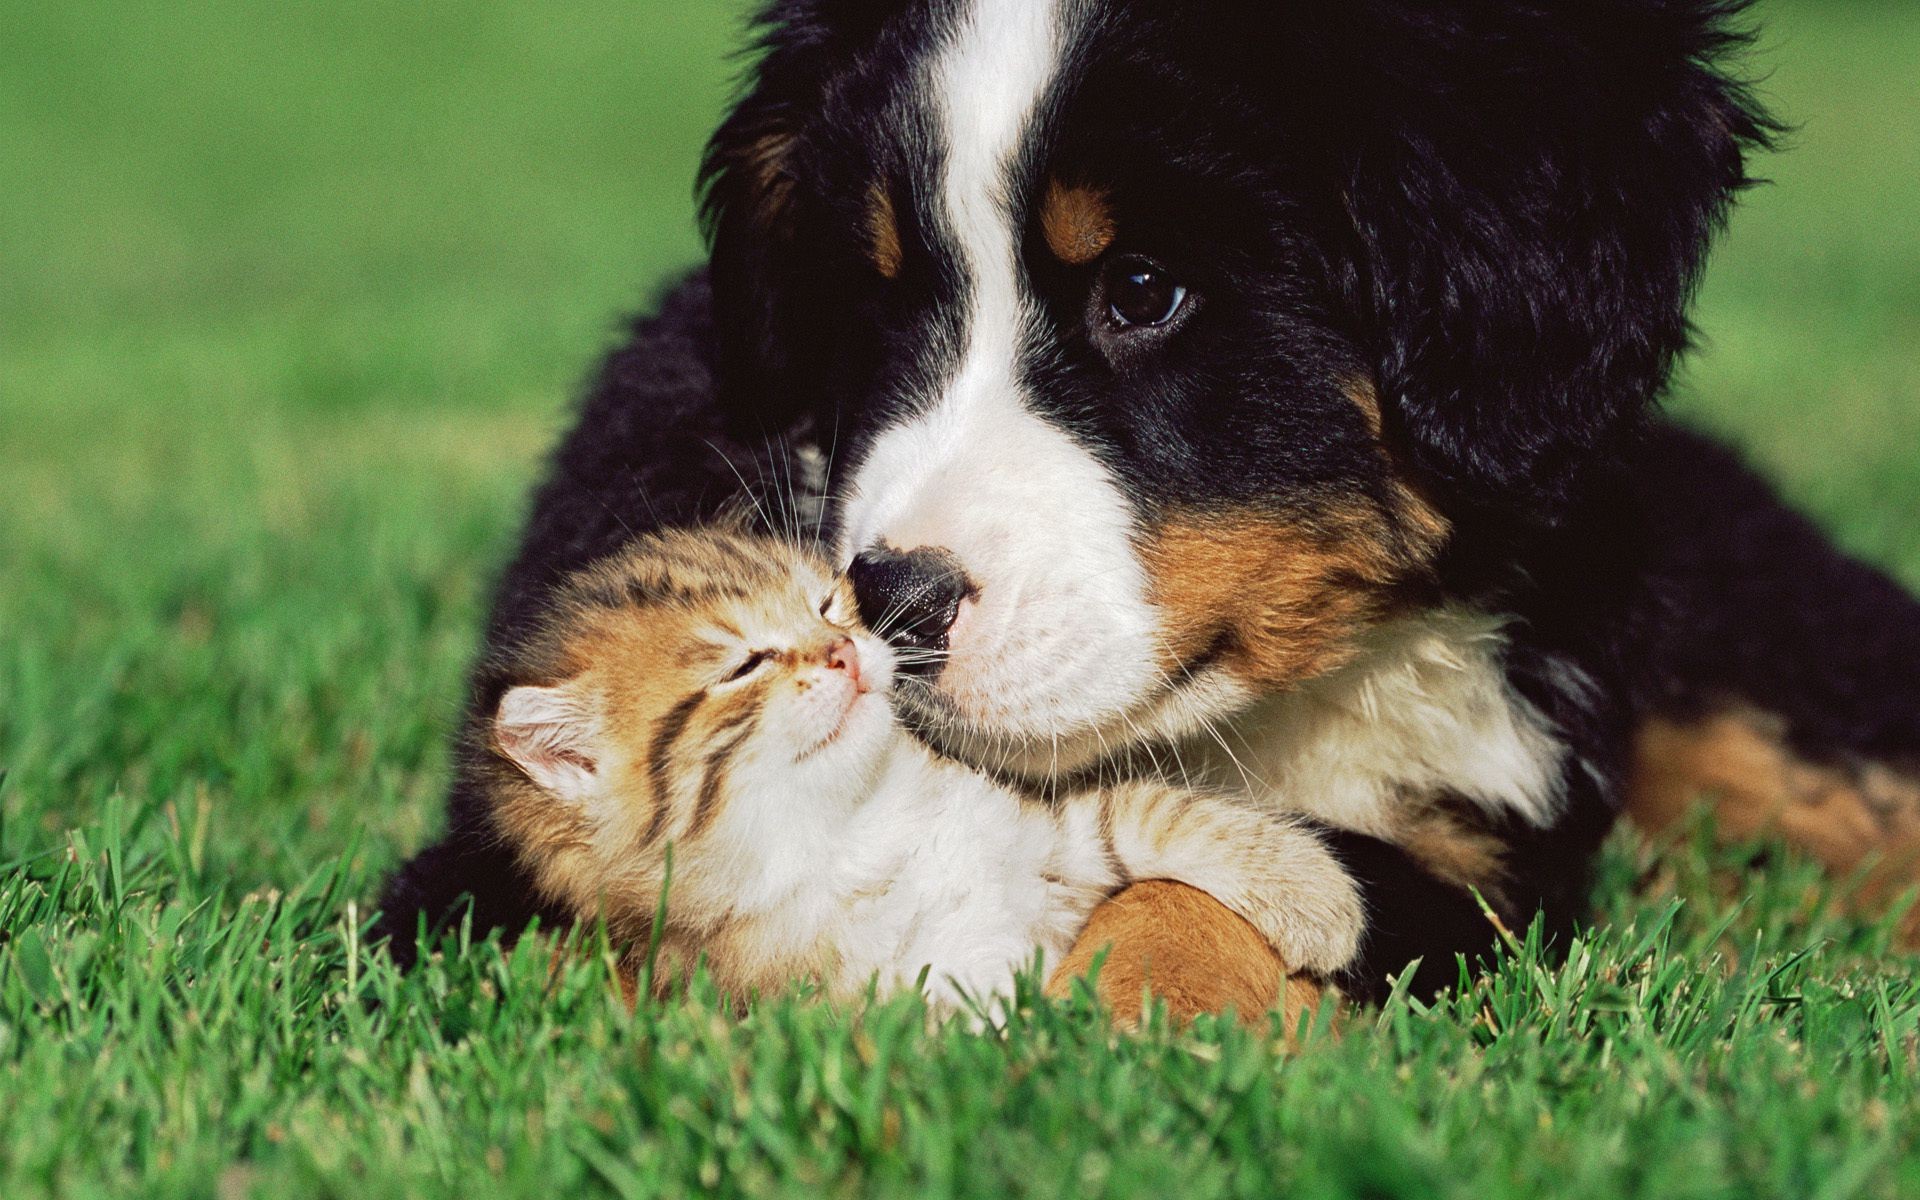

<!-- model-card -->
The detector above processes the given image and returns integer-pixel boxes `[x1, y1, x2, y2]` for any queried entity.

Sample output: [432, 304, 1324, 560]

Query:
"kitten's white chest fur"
[756, 743, 1085, 1011]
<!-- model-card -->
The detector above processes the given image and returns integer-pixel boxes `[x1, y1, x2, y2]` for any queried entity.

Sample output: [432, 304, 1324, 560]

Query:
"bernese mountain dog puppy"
[379, 0, 1920, 1014]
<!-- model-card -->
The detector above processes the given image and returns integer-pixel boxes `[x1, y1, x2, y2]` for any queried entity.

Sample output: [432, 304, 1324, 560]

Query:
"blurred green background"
[2, 4, 1918, 1197]
[1, 0, 1917, 894]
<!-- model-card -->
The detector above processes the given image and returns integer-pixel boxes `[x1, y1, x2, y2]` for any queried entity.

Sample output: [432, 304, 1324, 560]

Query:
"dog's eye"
[725, 651, 771, 682]
[1101, 256, 1188, 329]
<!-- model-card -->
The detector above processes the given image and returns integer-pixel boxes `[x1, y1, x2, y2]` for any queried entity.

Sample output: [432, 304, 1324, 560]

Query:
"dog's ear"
[700, 27, 811, 419]
[1312, 1, 1776, 527]
[700, 2, 899, 425]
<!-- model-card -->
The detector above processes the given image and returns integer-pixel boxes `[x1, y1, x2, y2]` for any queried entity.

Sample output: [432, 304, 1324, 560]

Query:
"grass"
[1, 0, 1916, 1195]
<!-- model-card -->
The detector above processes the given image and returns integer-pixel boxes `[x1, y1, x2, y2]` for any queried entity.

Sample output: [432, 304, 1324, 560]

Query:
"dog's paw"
[1044, 879, 1337, 1032]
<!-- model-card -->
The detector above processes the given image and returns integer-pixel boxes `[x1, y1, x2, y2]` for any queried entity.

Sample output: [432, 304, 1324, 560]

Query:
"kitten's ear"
[493, 684, 600, 803]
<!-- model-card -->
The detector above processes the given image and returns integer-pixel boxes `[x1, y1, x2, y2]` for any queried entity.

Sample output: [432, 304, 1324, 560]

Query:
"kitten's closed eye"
[726, 651, 772, 682]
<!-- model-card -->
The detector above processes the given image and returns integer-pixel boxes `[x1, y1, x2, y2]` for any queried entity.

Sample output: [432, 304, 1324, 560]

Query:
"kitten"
[472, 529, 1363, 1016]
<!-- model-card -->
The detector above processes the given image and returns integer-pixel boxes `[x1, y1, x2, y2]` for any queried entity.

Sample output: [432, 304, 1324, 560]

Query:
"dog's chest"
[1186, 607, 1569, 837]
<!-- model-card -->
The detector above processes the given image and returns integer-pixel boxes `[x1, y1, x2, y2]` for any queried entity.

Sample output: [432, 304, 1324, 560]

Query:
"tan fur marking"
[1139, 381, 1453, 692]
[1629, 708, 1920, 945]
[1394, 797, 1510, 909]
[1143, 508, 1415, 688]
[1628, 709, 1920, 868]
[1044, 880, 1335, 1033]
[865, 182, 903, 278]
[1396, 481, 1451, 558]
[1348, 379, 1386, 440]
[1040, 180, 1117, 266]
[736, 130, 799, 235]
[1349, 378, 1452, 556]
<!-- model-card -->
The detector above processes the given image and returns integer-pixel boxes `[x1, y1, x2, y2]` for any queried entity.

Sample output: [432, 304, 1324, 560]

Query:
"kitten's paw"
[1253, 855, 1366, 978]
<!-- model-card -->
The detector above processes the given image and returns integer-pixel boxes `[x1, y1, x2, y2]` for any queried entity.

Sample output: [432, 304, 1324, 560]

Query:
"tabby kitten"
[474, 529, 1363, 1014]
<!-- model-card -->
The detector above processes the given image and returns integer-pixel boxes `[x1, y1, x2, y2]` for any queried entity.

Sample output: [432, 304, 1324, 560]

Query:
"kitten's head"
[486, 531, 899, 854]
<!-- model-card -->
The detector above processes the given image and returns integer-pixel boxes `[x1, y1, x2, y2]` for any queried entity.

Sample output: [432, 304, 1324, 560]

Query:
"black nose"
[848, 545, 973, 667]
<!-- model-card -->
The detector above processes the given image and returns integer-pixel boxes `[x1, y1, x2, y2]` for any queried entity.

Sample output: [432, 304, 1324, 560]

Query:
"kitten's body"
[477, 531, 1360, 1014]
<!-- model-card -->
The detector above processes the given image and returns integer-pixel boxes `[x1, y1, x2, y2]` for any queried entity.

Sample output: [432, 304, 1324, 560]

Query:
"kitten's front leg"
[1059, 782, 1366, 983]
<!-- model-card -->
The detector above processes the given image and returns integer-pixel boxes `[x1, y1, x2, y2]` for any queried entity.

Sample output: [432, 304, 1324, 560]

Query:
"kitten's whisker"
[588, 488, 641, 545]
[702, 436, 780, 540]
[814, 410, 845, 550]
[771, 435, 810, 552]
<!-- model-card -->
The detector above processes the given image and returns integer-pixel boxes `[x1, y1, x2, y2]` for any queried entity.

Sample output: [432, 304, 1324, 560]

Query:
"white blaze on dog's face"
[829, 0, 1428, 775]
[837, 0, 1165, 763]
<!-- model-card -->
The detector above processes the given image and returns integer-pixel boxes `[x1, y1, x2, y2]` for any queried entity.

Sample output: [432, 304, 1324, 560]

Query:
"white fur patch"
[836, 0, 1163, 744]
[1188, 608, 1568, 833]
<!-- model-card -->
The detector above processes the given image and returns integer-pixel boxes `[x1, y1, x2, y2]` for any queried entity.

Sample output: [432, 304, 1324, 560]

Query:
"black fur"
[1317, 825, 1508, 1006]
[1327, 2, 1775, 525]
[378, 1, 1920, 996]
[1629, 425, 1920, 772]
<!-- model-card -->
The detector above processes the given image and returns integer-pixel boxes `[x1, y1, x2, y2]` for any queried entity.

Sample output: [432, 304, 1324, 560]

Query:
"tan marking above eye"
[1041, 179, 1117, 266]
[865, 182, 903, 279]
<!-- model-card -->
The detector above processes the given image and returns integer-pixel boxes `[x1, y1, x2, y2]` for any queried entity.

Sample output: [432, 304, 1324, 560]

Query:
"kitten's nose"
[824, 636, 863, 692]
[848, 545, 973, 668]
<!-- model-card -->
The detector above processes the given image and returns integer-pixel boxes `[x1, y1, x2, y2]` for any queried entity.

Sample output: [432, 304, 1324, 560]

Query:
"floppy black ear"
[698, 1, 898, 426]
[1320, 1, 1776, 525]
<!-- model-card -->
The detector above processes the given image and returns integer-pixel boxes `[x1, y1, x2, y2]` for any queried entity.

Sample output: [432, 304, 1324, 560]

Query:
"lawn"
[2, 1, 1917, 1196]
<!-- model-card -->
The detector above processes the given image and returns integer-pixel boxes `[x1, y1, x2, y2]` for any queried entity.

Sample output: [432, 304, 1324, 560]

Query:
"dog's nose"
[848, 545, 973, 666]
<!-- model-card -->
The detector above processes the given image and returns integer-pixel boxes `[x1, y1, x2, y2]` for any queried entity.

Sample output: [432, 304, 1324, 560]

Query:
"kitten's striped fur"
[476, 530, 1363, 1015]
